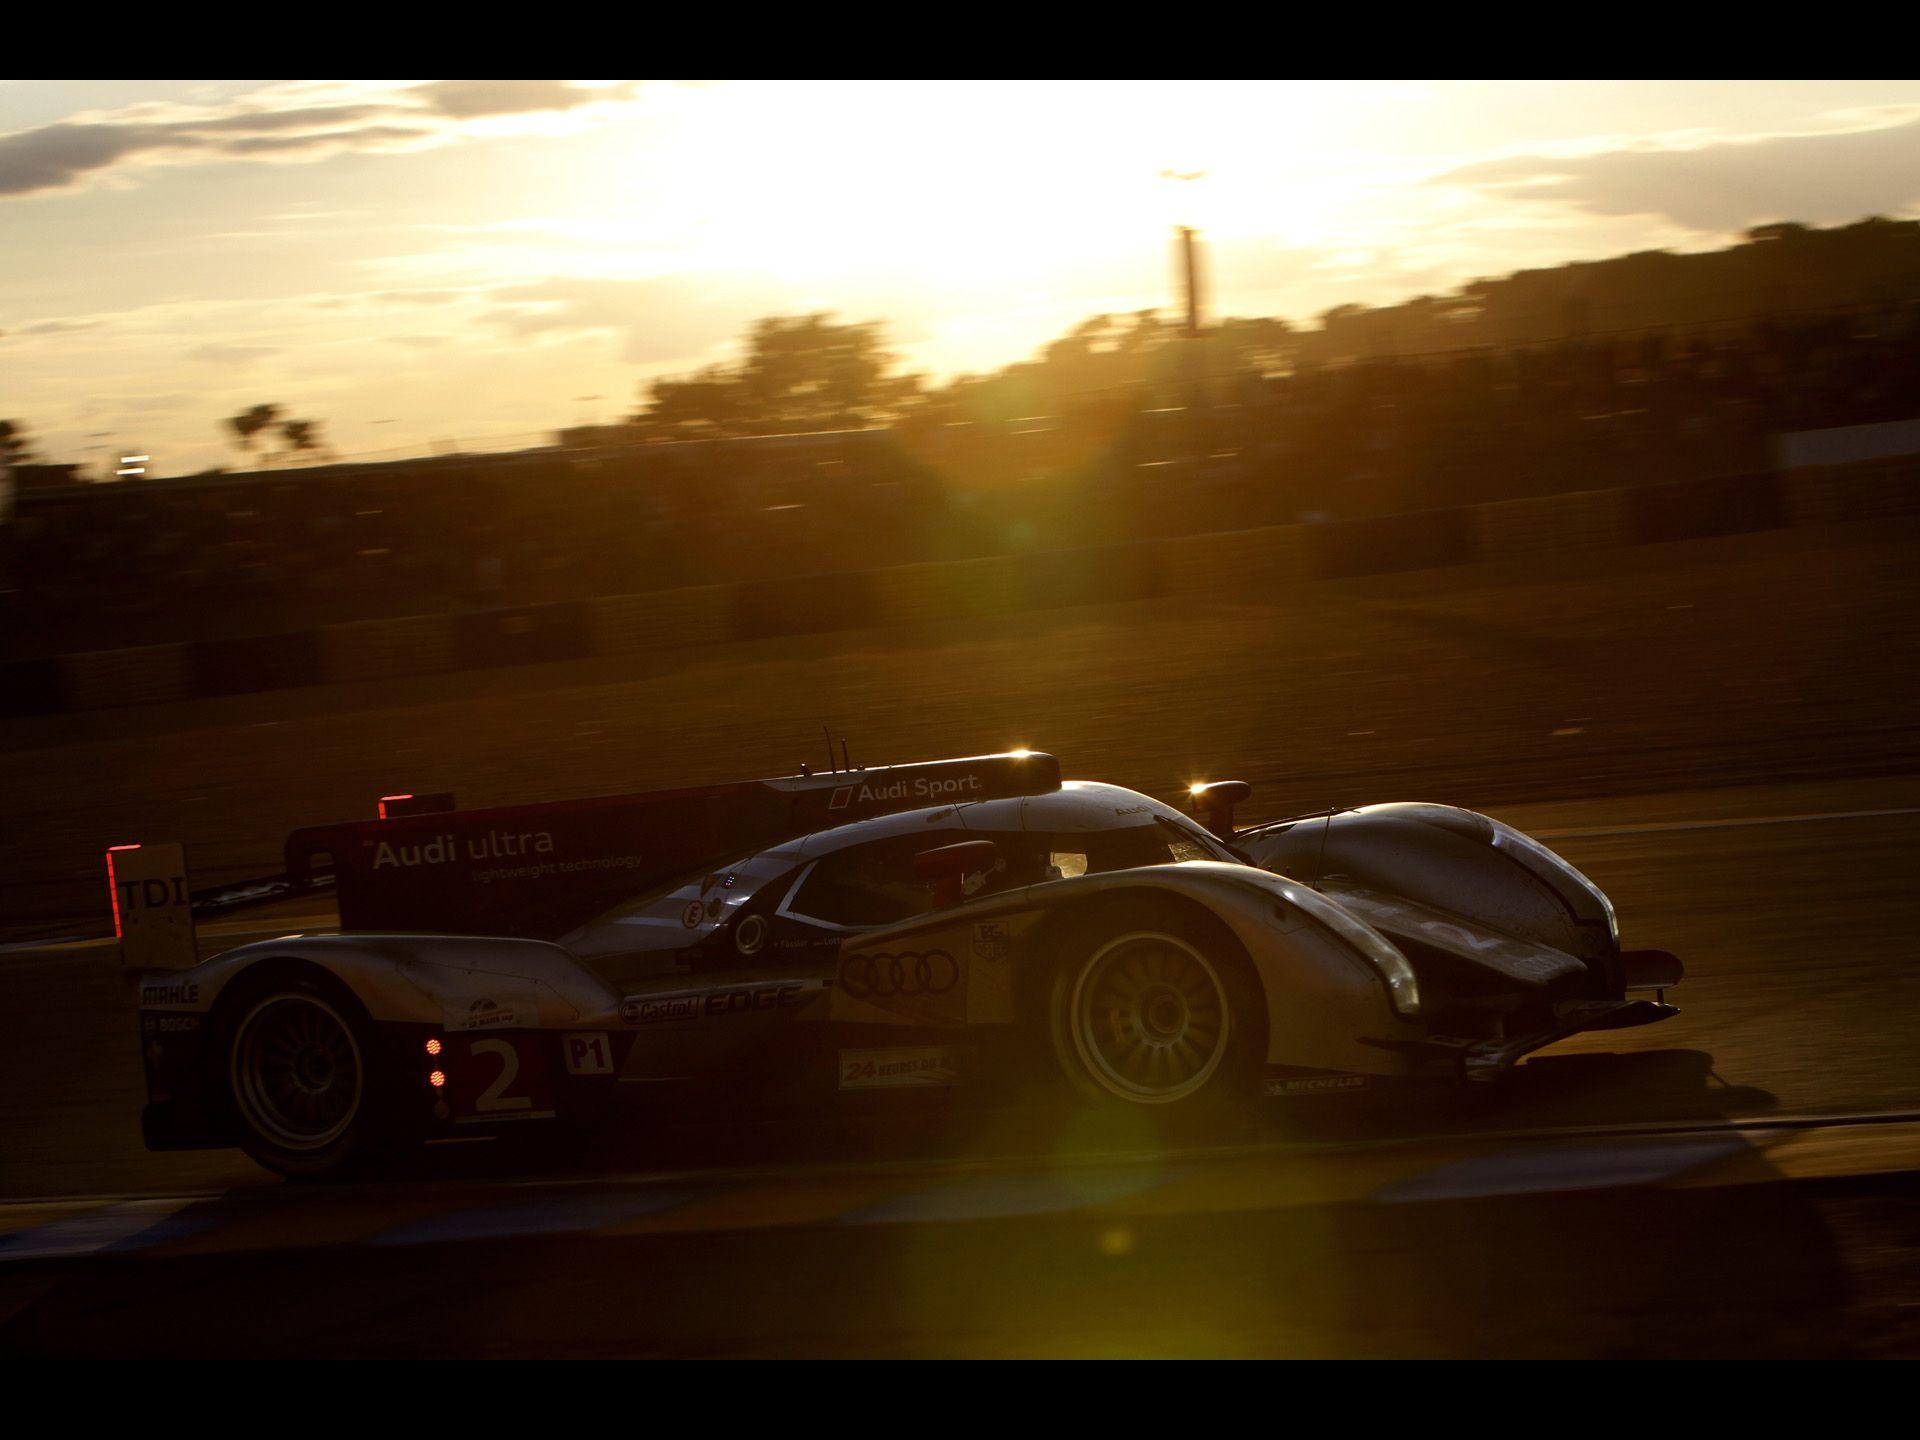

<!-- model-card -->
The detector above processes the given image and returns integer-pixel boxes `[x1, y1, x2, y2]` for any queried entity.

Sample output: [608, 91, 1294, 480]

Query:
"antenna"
[822, 725, 836, 774]
[840, 737, 852, 773]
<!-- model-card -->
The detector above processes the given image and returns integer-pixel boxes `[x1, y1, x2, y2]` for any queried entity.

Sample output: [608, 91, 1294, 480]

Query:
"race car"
[111, 749, 1684, 1177]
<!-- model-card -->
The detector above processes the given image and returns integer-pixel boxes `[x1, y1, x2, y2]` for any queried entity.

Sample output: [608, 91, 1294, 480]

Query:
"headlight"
[1274, 878, 1421, 1019]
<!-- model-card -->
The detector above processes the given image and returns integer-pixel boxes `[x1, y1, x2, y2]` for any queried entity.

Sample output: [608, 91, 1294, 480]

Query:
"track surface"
[3, 1118, 1916, 1357]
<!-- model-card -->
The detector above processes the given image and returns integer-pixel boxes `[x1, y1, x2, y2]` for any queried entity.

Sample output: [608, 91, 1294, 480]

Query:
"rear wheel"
[222, 978, 383, 1179]
[1046, 905, 1260, 1116]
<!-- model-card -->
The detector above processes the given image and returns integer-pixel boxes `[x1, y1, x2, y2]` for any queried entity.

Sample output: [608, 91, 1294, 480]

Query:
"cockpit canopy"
[568, 781, 1234, 960]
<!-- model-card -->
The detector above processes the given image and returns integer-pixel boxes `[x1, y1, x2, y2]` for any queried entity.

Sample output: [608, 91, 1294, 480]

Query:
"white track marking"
[1534, 805, 1920, 840]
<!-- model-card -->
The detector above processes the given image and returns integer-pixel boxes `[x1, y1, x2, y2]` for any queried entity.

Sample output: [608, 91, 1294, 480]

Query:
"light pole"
[1178, 225, 1203, 338]
[1159, 169, 1211, 465]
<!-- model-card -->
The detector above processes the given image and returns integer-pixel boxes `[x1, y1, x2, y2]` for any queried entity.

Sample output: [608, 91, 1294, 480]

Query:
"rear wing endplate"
[107, 843, 198, 971]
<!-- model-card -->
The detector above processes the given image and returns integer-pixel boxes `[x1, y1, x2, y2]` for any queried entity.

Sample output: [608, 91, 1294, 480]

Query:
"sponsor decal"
[681, 900, 705, 929]
[447, 995, 539, 1031]
[371, 830, 557, 869]
[622, 992, 703, 1025]
[621, 978, 825, 1026]
[116, 877, 190, 911]
[141, 1012, 201, 1035]
[839, 1045, 975, 1090]
[826, 773, 985, 813]
[735, 914, 768, 956]
[971, 922, 1011, 963]
[140, 980, 201, 1008]
[1264, 1073, 1369, 1097]
[838, 949, 959, 998]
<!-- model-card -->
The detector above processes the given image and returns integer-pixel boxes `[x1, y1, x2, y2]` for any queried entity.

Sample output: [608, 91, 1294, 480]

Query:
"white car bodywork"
[139, 783, 1425, 1090]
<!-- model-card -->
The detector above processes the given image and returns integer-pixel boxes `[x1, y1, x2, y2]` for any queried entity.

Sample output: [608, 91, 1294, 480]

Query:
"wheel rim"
[1068, 932, 1230, 1104]
[230, 993, 363, 1151]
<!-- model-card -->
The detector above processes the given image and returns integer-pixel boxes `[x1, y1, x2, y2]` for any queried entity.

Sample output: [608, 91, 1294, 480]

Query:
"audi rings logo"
[735, 914, 768, 957]
[838, 949, 959, 998]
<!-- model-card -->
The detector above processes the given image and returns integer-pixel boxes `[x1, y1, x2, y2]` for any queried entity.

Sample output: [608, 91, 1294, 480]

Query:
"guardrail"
[7, 460, 1917, 717]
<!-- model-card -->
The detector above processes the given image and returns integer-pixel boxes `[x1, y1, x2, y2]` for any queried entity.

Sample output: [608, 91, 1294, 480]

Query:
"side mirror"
[1187, 780, 1252, 840]
[913, 840, 1001, 909]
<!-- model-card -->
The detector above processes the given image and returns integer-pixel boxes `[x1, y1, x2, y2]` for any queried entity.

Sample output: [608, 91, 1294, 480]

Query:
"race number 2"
[448, 1033, 555, 1122]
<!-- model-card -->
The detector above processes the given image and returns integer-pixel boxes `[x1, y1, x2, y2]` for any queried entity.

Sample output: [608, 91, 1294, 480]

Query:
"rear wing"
[111, 750, 1061, 952]
[106, 843, 337, 971]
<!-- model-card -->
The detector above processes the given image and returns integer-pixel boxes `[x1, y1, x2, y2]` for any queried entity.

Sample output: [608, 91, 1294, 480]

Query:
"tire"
[217, 974, 386, 1179]
[1045, 902, 1262, 1117]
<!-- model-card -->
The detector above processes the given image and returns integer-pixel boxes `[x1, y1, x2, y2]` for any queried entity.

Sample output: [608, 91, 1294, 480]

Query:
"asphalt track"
[3, 777, 1918, 1355]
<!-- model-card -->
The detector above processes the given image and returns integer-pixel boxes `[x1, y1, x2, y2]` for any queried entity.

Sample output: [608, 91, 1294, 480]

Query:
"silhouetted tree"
[644, 366, 745, 435]
[636, 315, 920, 437]
[1293, 216, 1920, 362]
[280, 417, 332, 461]
[0, 419, 36, 467]
[225, 404, 283, 456]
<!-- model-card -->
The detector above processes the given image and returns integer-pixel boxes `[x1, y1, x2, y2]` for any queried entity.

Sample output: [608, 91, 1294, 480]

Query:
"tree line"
[9, 215, 1920, 477]
[619, 217, 1920, 441]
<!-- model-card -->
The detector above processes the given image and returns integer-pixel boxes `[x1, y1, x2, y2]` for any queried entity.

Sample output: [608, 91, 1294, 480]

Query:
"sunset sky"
[4, 79, 1920, 476]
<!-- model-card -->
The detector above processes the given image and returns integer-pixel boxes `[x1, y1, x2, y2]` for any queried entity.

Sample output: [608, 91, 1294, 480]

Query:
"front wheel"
[1046, 908, 1260, 1115]
[222, 979, 384, 1179]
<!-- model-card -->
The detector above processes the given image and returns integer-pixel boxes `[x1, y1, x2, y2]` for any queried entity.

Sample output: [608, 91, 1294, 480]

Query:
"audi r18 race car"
[111, 750, 1684, 1177]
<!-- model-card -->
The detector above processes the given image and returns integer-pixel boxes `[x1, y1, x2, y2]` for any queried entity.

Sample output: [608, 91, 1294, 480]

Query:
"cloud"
[416, 79, 638, 120]
[15, 317, 104, 336]
[0, 121, 170, 197]
[0, 81, 642, 200]
[184, 343, 282, 366]
[113, 392, 199, 413]
[371, 288, 472, 306]
[1433, 115, 1920, 233]
[483, 276, 780, 366]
